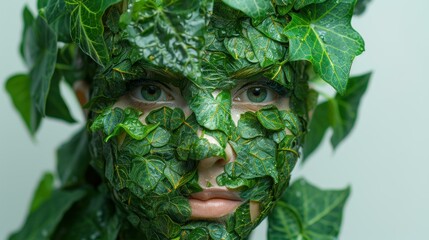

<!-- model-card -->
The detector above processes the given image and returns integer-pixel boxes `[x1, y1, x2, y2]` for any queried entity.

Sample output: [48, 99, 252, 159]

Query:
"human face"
[89, 64, 306, 238]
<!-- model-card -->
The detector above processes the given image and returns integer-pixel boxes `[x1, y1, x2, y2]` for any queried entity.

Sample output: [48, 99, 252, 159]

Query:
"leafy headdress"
[6, 0, 371, 239]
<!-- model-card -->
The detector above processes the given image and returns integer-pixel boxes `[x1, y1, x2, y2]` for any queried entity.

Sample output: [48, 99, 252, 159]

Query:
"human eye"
[233, 81, 287, 105]
[129, 81, 174, 103]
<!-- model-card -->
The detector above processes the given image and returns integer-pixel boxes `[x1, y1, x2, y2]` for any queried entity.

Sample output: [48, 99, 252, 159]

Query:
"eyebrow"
[229, 65, 266, 80]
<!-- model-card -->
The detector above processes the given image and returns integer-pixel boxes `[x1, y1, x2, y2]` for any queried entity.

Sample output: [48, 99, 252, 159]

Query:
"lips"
[189, 188, 242, 220]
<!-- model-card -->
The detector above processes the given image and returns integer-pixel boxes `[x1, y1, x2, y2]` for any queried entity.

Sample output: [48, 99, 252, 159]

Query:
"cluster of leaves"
[5, 0, 372, 239]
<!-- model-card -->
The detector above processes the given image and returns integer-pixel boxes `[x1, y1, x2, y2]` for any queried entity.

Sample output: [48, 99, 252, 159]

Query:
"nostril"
[215, 158, 228, 166]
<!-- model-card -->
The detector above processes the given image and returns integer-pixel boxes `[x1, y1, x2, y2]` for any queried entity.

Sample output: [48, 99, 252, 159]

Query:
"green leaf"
[127, 156, 166, 194]
[146, 127, 171, 148]
[303, 73, 371, 160]
[187, 88, 232, 135]
[164, 160, 196, 190]
[52, 190, 120, 240]
[303, 102, 330, 160]
[65, 0, 121, 67]
[246, 24, 286, 68]
[158, 196, 192, 223]
[189, 138, 226, 160]
[122, 0, 212, 81]
[29, 172, 54, 213]
[227, 138, 278, 182]
[237, 112, 266, 139]
[255, 16, 288, 43]
[294, 0, 327, 10]
[45, 0, 72, 42]
[5, 74, 41, 135]
[20, 6, 34, 64]
[224, 37, 252, 60]
[221, 0, 275, 25]
[268, 179, 350, 240]
[28, 16, 58, 116]
[330, 72, 371, 148]
[9, 189, 86, 240]
[45, 71, 76, 123]
[256, 106, 285, 131]
[284, 0, 364, 94]
[57, 127, 90, 187]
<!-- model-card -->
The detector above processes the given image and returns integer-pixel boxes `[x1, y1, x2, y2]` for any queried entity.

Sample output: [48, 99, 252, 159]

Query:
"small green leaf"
[187, 88, 232, 135]
[237, 112, 266, 139]
[255, 16, 288, 43]
[268, 179, 350, 240]
[45, 71, 76, 123]
[29, 173, 54, 213]
[294, 0, 327, 9]
[146, 127, 171, 148]
[284, 0, 364, 94]
[127, 156, 166, 194]
[65, 0, 121, 66]
[224, 37, 252, 60]
[246, 24, 286, 68]
[5, 74, 41, 135]
[221, 0, 275, 25]
[256, 106, 285, 131]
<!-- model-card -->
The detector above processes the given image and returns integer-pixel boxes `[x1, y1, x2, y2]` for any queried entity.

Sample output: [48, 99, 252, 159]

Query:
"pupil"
[141, 85, 161, 101]
[247, 87, 267, 103]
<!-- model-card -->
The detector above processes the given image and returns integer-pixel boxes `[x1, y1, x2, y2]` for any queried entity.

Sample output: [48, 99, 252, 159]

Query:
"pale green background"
[1, 1, 428, 239]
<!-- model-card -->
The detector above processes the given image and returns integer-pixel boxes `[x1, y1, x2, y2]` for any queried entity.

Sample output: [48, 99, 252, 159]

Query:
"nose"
[197, 136, 236, 188]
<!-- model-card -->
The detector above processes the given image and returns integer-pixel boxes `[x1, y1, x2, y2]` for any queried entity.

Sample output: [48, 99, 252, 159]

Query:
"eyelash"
[128, 81, 174, 103]
[233, 81, 287, 104]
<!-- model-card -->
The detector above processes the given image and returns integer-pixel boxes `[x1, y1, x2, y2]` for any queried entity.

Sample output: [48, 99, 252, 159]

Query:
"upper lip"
[189, 188, 242, 201]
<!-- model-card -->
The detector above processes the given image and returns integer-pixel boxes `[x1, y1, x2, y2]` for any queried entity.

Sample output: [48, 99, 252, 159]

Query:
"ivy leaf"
[187, 88, 232, 135]
[227, 138, 278, 182]
[28, 16, 58, 116]
[51, 191, 120, 240]
[303, 73, 371, 160]
[268, 179, 350, 240]
[5, 74, 41, 135]
[221, 0, 275, 25]
[57, 127, 90, 187]
[256, 105, 285, 131]
[122, 0, 212, 81]
[246, 24, 286, 68]
[45, 71, 76, 123]
[19, 6, 34, 64]
[146, 127, 171, 148]
[237, 112, 266, 139]
[127, 156, 166, 194]
[255, 16, 288, 43]
[284, 0, 364, 94]
[294, 0, 327, 10]
[224, 37, 252, 60]
[330, 72, 371, 148]
[9, 189, 86, 240]
[29, 172, 54, 213]
[45, 0, 72, 42]
[65, 0, 121, 67]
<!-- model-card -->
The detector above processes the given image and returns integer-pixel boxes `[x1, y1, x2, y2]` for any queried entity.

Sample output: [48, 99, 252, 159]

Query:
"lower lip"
[189, 198, 242, 219]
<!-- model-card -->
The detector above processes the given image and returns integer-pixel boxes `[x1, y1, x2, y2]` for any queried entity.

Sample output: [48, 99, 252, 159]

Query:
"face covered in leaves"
[88, 1, 310, 239]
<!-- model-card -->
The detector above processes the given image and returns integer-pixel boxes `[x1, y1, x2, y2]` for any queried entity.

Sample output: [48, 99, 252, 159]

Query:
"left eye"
[234, 86, 278, 103]
[131, 84, 173, 102]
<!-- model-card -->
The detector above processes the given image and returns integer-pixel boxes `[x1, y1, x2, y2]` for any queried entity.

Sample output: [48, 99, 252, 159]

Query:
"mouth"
[189, 188, 242, 220]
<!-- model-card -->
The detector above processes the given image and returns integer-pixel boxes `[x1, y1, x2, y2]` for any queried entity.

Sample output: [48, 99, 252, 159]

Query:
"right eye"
[130, 83, 174, 103]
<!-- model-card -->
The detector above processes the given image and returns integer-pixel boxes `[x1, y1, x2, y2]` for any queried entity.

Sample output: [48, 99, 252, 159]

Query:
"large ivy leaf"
[267, 179, 350, 240]
[221, 0, 275, 25]
[65, 0, 121, 67]
[303, 73, 371, 160]
[45, 71, 76, 123]
[5, 74, 41, 135]
[46, 0, 72, 42]
[9, 189, 86, 240]
[284, 0, 364, 94]
[57, 127, 90, 187]
[121, 0, 212, 81]
[29, 172, 54, 213]
[27, 16, 58, 116]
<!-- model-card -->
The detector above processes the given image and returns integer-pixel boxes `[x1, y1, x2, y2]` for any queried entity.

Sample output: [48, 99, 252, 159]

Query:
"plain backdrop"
[1, 0, 428, 239]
